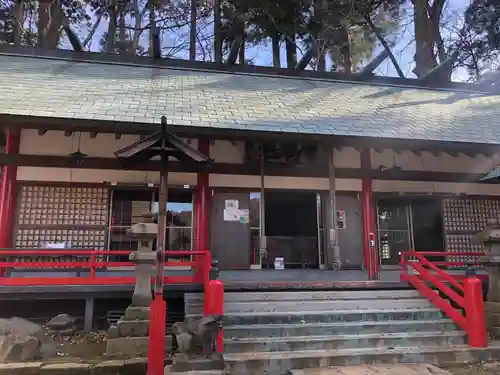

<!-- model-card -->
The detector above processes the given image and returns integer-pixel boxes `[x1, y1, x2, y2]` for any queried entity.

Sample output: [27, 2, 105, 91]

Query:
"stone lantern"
[105, 212, 157, 356]
[473, 218, 500, 337]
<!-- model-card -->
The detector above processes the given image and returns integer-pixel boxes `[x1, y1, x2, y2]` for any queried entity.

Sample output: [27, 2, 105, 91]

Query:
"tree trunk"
[317, 53, 326, 71]
[189, 0, 197, 60]
[106, 1, 117, 53]
[286, 34, 296, 68]
[37, 0, 62, 48]
[272, 33, 280, 67]
[148, 5, 156, 57]
[341, 24, 351, 73]
[412, 0, 437, 77]
[37, 0, 50, 47]
[11, 0, 23, 45]
[213, 0, 222, 63]
[118, 10, 126, 53]
[238, 39, 245, 64]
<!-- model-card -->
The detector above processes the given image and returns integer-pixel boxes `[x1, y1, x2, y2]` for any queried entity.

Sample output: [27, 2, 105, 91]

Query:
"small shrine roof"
[1, 47, 499, 146]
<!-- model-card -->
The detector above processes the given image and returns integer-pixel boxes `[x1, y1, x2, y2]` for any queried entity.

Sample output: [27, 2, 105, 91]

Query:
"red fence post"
[464, 277, 488, 348]
[205, 280, 224, 352]
[148, 295, 167, 375]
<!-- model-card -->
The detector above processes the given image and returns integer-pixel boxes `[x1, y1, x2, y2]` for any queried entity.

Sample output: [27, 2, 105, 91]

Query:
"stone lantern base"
[106, 306, 151, 356]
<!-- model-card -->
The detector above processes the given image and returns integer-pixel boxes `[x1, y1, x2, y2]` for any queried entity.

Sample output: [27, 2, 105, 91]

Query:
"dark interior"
[411, 198, 444, 262]
[377, 197, 444, 266]
[264, 190, 318, 269]
[110, 188, 193, 260]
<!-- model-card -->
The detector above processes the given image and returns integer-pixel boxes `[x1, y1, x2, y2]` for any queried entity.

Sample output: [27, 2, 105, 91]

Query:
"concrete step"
[190, 308, 444, 325]
[184, 290, 422, 304]
[224, 319, 458, 338]
[287, 364, 454, 375]
[224, 343, 500, 375]
[186, 299, 433, 314]
[164, 370, 230, 375]
[224, 331, 466, 353]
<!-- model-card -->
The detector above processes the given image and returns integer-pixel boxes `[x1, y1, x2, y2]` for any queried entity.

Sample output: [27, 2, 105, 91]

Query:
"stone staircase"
[184, 289, 500, 375]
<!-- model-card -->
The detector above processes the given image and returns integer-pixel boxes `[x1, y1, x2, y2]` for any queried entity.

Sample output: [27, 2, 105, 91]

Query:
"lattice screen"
[15, 185, 109, 252]
[442, 198, 500, 264]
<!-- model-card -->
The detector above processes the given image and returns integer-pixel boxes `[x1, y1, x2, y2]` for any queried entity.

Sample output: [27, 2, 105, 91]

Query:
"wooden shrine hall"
[0, 44, 499, 295]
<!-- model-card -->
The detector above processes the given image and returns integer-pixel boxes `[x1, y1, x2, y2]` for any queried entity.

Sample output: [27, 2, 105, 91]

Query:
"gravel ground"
[44, 329, 107, 360]
[445, 363, 500, 375]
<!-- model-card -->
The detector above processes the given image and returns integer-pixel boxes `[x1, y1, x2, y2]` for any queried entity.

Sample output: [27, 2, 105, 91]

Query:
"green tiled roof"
[1, 53, 500, 145]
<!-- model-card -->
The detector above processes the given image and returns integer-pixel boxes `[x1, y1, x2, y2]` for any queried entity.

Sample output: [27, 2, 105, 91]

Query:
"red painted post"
[148, 295, 167, 375]
[194, 139, 210, 251]
[464, 277, 488, 348]
[194, 139, 210, 283]
[0, 129, 20, 277]
[361, 149, 378, 279]
[205, 280, 224, 352]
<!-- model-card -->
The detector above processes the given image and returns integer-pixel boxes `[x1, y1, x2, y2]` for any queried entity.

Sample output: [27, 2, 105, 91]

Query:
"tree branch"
[363, 13, 405, 78]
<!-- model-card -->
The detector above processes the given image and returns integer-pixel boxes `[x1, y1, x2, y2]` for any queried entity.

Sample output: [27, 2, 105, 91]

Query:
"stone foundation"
[105, 306, 151, 357]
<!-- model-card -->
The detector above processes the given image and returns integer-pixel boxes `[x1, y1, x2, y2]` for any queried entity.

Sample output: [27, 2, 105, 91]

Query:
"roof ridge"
[0, 45, 494, 95]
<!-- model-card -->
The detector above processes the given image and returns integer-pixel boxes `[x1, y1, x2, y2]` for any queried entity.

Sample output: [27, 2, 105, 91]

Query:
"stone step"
[184, 290, 421, 304]
[224, 343, 500, 375]
[164, 370, 230, 375]
[224, 331, 466, 353]
[189, 308, 444, 325]
[287, 364, 454, 375]
[186, 299, 432, 314]
[224, 319, 457, 338]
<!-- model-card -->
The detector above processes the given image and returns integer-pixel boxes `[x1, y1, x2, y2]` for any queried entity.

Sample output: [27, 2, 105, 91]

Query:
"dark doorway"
[377, 199, 412, 266]
[376, 197, 445, 266]
[411, 198, 444, 262]
[264, 190, 318, 269]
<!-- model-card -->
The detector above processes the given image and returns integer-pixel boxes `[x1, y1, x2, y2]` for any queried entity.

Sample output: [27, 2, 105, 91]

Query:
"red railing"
[400, 251, 487, 348]
[0, 248, 224, 375]
[0, 249, 212, 286]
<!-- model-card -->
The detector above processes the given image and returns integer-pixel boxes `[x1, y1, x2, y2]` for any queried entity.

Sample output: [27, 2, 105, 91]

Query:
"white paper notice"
[223, 207, 240, 221]
[225, 199, 239, 209]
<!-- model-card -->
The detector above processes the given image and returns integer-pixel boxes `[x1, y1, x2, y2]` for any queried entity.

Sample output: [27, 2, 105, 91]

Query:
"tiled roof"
[480, 166, 500, 182]
[1, 53, 500, 145]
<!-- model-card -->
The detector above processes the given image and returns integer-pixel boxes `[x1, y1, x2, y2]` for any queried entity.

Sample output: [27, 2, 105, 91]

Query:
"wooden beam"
[2, 114, 499, 158]
[0, 154, 490, 183]
[462, 151, 476, 158]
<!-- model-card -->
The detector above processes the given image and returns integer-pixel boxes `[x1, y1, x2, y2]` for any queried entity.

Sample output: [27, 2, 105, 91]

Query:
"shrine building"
[0, 44, 500, 286]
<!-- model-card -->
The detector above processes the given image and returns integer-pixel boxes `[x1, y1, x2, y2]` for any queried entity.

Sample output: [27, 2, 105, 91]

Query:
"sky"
[68, 0, 473, 81]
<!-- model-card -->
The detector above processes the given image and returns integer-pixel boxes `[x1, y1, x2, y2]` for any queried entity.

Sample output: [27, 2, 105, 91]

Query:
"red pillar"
[194, 139, 210, 251]
[205, 280, 224, 352]
[361, 149, 378, 280]
[464, 277, 488, 348]
[0, 129, 20, 248]
[0, 129, 20, 276]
